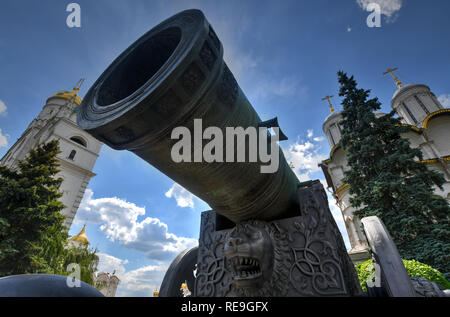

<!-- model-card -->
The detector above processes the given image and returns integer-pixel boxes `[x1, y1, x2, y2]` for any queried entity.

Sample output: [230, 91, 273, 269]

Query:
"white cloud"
[283, 139, 327, 182]
[438, 94, 450, 108]
[96, 252, 168, 297]
[313, 136, 325, 142]
[249, 74, 308, 102]
[221, 33, 308, 103]
[76, 189, 198, 261]
[224, 49, 261, 82]
[165, 183, 195, 209]
[0, 100, 6, 116]
[96, 253, 128, 276]
[357, 0, 402, 21]
[117, 264, 168, 297]
[0, 129, 8, 148]
[347, 26, 352, 32]
[306, 130, 325, 142]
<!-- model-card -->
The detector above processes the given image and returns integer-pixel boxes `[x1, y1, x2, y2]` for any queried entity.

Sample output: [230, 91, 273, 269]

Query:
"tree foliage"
[355, 259, 450, 292]
[0, 140, 98, 285]
[337, 71, 450, 278]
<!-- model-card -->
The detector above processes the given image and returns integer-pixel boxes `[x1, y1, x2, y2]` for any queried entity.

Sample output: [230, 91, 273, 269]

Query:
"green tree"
[39, 224, 99, 286]
[337, 71, 450, 278]
[0, 140, 67, 276]
[50, 242, 99, 286]
[355, 259, 450, 292]
[0, 140, 98, 285]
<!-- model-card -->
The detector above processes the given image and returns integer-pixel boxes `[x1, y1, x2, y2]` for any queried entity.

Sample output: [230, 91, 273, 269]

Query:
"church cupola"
[69, 224, 90, 247]
[47, 90, 83, 107]
[386, 68, 444, 127]
[323, 111, 343, 148]
[46, 79, 84, 109]
[391, 84, 443, 127]
[321, 96, 343, 148]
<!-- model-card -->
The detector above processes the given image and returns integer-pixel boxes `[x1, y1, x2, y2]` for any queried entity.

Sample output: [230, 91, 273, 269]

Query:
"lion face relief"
[224, 220, 274, 290]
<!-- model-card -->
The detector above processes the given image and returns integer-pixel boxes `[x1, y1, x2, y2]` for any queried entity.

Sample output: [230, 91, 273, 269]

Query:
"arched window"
[70, 136, 87, 147]
[68, 150, 76, 160]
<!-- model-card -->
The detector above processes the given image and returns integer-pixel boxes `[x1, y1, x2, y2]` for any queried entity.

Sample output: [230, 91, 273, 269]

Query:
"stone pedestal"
[194, 180, 362, 297]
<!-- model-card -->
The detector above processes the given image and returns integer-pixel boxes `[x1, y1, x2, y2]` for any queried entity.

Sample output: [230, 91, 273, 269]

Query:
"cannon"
[77, 9, 299, 224]
[77, 9, 362, 297]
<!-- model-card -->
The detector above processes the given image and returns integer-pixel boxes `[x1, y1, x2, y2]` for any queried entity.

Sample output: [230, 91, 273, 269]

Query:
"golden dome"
[51, 90, 82, 106]
[70, 224, 89, 245]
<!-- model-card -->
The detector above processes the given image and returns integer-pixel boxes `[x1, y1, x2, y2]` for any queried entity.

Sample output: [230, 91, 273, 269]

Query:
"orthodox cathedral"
[320, 73, 450, 262]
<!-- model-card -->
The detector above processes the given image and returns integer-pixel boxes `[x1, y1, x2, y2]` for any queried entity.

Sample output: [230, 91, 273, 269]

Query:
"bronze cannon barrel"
[77, 9, 299, 223]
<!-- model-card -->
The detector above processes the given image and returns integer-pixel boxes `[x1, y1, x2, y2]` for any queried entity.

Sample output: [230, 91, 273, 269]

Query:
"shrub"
[355, 259, 450, 292]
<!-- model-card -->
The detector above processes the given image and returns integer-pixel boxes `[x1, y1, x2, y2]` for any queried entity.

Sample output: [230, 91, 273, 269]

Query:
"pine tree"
[0, 140, 67, 276]
[0, 140, 98, 285]
[337, 71, 450, 278]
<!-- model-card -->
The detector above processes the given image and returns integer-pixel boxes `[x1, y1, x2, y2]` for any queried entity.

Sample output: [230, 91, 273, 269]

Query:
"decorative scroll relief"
[154, 90, 183, 116]
[199, 41, 217, 71]
[195, 212, 234, 297]
[208, 26, 221, 52]
[181, 62, 205, 96]
[217, 65, 238, 108]
[195, 184, 351, 297]
[289, 219, 346, 296]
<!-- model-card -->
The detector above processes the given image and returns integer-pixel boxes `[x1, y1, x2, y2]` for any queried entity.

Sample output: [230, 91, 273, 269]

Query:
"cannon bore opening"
[96, 27, 182, 106]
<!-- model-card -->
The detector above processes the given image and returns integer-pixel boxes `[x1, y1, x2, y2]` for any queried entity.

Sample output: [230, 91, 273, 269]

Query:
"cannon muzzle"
[77, 9, 299, 223]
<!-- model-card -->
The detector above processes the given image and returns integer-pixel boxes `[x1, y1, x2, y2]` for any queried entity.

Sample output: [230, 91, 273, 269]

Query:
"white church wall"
[51, 121, 100, 172]
[420, 93, 441, 113]
[400, 131, 437, 160]
[426, 116, 450, 156]
[327, 149, 348, 190]
[57, 167, 85, 224]
[329, 124, 341, 147]
[69, 111, 77, 123]
[323, 112, 343, 148]
[37, 105, 59, 120]
[427, 161, 450, 199]
[95, 273, 120, 297]
[405, 95, 428, 124]
[337, 186, 368, 253]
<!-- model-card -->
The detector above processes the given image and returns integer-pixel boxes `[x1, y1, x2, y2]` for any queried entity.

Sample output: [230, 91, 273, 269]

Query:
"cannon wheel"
[159, 246, 198, 297]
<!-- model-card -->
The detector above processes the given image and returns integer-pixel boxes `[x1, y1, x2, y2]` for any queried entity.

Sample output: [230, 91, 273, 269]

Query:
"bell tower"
[0, 82, 103, 229]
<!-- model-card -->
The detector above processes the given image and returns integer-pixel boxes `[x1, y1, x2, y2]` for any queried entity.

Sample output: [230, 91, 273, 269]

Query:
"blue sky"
[1, 0, 450, 296]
